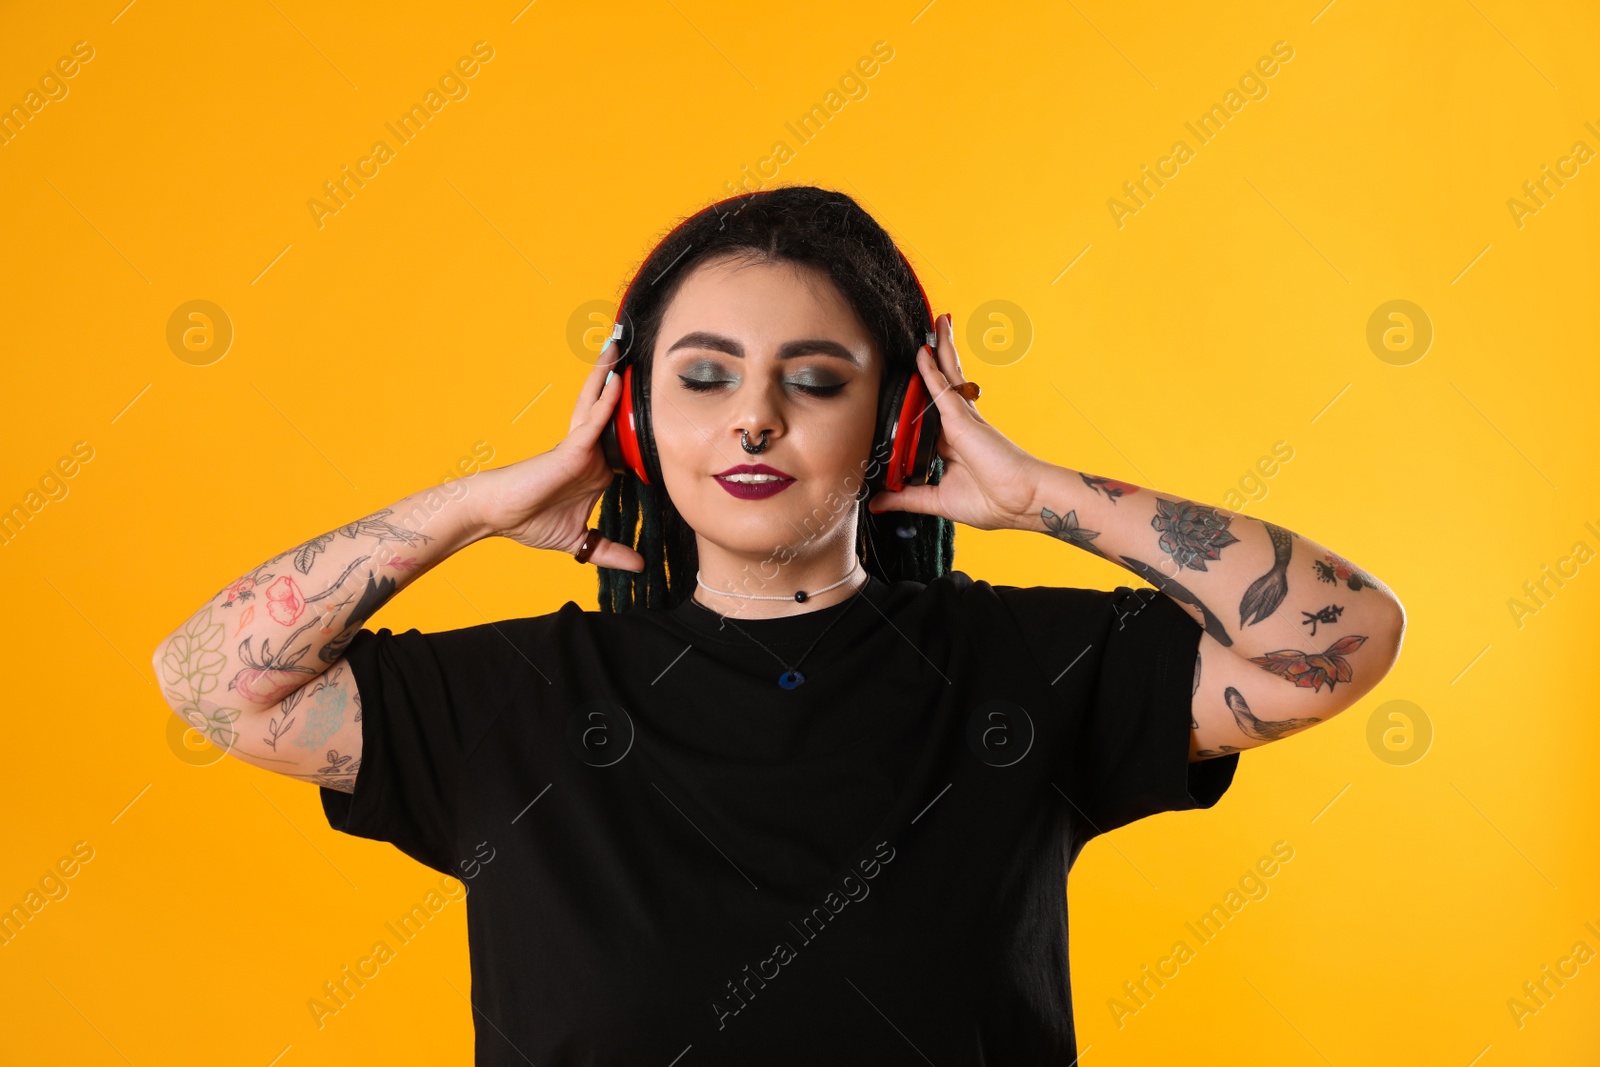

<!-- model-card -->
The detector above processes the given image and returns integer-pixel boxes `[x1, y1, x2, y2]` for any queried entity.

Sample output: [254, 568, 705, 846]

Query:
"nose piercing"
[740, 429, 770, 454]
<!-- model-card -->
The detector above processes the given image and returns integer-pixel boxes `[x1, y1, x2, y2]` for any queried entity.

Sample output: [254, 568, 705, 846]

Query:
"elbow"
[150, 638, 169, 696]
[1372, 592, 1407, 675]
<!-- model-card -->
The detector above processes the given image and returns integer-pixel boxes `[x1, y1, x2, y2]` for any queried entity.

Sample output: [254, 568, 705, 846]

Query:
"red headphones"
[598, 194, 943, 498]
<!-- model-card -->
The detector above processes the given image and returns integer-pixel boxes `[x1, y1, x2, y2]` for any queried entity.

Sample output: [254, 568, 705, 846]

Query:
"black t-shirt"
[320, 568, 1239, 1064]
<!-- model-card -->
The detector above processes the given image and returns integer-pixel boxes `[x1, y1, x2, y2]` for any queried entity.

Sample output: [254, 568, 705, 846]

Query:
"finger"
[915, 344, 974, 426]
[570, 367, 626, 445]
[574, 343, 612, 409]
[561, 528, 645, 572]
[936, 312, 967, 388]
[866, 482, 939, 517]
[571, 340, 624, 431]
[589, 539, 646, 572]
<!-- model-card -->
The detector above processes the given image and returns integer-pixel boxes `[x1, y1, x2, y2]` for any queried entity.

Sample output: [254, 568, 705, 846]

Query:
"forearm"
[152, 475, 493, 718]
[1017, 461, 1404, 664]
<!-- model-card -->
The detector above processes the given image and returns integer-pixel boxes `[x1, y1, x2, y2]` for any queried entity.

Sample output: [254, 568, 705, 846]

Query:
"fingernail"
[605, 370, 616, 385]
[600, 338, 613, 357]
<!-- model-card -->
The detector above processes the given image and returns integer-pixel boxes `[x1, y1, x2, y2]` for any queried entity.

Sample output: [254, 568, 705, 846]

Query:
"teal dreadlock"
[596, 458, 955, 614]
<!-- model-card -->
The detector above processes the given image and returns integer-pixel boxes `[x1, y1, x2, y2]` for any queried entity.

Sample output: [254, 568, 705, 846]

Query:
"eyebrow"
[664, 331, 862, 368]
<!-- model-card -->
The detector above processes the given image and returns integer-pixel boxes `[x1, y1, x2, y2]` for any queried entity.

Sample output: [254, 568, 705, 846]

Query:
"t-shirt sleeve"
[318, 622, 522, 875]
[986, 580, 1240, 841]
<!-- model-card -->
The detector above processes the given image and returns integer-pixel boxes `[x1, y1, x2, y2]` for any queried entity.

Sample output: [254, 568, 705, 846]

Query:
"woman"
[154, 186, 1405, 1064]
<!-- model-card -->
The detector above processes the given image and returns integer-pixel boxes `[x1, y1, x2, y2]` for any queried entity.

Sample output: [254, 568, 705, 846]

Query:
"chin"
[692, 484, 847, 553]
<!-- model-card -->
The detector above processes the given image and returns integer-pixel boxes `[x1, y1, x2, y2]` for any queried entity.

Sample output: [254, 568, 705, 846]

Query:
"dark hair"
[596, 185, 954, 614]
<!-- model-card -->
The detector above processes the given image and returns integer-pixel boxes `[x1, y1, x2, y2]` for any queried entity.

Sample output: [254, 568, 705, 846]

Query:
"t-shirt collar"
[667, 572, 888, 642]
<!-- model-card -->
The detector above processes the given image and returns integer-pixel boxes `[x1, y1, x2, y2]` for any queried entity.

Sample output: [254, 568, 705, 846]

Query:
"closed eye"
[677, 376, 846, 398]
[791, 382, 846, 398]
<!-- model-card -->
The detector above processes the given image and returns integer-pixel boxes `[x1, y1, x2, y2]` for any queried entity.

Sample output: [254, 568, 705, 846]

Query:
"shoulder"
[860, 570, 1113, 645]
[919, 569, 1114, 622]
[354, 598, 598, 673]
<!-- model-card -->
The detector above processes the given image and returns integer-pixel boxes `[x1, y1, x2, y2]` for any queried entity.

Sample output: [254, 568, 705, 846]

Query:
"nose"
[729, 374, 788, 452]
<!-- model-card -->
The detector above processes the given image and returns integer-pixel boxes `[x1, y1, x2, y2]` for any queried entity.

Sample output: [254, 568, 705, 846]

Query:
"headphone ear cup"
[600, 391, 624, 473]
[869, 367, 911, 494]
[633, 358, 660, 486]
[904, 386, 941, 486]
[891, 367, 942, 490]
[602, 362, 656, 485]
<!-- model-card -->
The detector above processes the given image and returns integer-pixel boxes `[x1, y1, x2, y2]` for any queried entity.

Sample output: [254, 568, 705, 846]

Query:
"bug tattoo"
[1312, 551, 1377, 592]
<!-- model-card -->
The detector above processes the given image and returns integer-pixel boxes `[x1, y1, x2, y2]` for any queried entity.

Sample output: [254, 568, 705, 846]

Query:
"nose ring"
[740, 429, 770, 455]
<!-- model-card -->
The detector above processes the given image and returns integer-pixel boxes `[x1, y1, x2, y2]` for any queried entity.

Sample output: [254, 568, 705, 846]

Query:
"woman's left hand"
[866, 313, 1047, 532]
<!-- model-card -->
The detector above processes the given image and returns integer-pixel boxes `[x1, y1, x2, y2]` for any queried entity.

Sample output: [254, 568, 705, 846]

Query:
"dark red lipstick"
[713, 463, 795, 500]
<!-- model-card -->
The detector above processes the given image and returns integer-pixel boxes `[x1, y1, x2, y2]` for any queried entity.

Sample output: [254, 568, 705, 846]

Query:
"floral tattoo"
[1250, 634, 1368, 693]
[1152, 499, 1240, 572]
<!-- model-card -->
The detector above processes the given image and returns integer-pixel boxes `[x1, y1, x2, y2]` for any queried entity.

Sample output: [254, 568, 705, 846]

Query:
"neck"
[692, 540, 866, 620]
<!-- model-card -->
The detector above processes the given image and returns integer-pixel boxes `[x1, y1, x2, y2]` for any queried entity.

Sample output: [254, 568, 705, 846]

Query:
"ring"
[953, 381, 981, 401]
[573, 528, 603, 564]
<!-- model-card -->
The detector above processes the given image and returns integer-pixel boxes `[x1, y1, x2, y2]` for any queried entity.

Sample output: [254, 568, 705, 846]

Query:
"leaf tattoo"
[1224, 687, 1322, 741]
[1239, 522, 1297, 628]
[265, 686, 305, 751]
[1152, 499, 1240, 572]
[310, 750, 361, 791]
[284, 509, 432, 575]
[1040, 507, 1108, 558]
[1250, 634, 1367, 693]
[228, 620, 319, 705]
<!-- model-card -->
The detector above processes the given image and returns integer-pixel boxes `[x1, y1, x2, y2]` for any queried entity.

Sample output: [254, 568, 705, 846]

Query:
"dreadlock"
[596, 185, 955, 613]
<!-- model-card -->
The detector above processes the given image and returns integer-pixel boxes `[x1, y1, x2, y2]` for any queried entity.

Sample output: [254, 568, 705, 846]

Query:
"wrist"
[1011, 459, 1062, 533]
[444, 469, 501, 546]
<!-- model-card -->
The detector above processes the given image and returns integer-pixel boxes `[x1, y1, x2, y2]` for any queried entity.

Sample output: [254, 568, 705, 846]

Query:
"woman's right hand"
[472, 346, 646, 572]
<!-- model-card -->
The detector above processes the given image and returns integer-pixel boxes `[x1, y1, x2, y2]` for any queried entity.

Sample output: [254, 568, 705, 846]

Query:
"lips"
[713, 463, 793, 479]
[713, 463, 795, 500]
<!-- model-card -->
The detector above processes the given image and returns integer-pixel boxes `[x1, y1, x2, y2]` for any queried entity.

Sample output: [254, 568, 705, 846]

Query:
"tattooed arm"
[151, 347, 652, 791]
[150, 479, 492, 792]
[1027, 465, 1406, 762]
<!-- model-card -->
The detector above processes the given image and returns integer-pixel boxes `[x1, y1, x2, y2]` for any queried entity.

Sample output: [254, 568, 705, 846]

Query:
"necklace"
[689, 574, 869, 689]
[696, 565, 860, 604]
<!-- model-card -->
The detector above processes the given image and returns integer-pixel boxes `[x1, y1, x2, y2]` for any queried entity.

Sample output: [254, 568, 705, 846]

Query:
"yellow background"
[3, 0, 1597, 1062]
